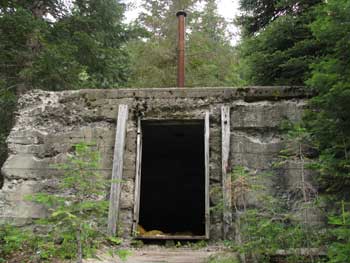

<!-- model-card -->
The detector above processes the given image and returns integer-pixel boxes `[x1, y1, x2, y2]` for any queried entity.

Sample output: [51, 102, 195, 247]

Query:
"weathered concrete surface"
[83, 246, 237, 263]
[0, 87, 317, 239]
[124, 250, 219, 263]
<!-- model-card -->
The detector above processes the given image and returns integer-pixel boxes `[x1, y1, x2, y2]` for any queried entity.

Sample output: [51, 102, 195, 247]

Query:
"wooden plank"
[204, 111, 210, 239]
[125, 249, 222, 263]
[221, 105, 232, 239]
[136, 235, 208, 240]
[107, 104, 128, 236]
[132, 117, 142, 235]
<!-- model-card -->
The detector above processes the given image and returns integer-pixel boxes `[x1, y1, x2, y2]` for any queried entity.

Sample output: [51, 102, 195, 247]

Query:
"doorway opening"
[137, 120, 206, 239]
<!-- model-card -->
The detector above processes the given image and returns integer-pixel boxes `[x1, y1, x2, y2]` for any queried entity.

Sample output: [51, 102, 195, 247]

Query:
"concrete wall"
[0, 87, 318, 240]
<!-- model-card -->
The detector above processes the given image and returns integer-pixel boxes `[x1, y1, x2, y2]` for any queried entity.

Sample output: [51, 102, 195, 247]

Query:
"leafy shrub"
[116, 249, 132, 262]
[0, 224, 34, 262]
[230, 152, 323, 262]
[30, 142, 109, 262]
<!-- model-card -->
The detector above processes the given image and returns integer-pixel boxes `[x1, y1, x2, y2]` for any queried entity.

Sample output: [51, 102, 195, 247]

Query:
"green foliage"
[207, 254, 239, 263]
[0, 89, 16, 174]
[237, 0, 350, 200]
[229, 121, 323, 262]
[0, 5, 45, 169]
[25, 0, 130, 90]
[0, 0, 131, 170]
[236, 0, 321, 37]
[0, 225, 33, 261]
[126, 0, 242, 88]
[0, 0, 68, 19]
[107, 236, 123, 246]
[236, 0, 350, 258]
[230, 165, 322, 262]
[230, 166, 251, 212]
[327, 201, 350, 263]
[0, 0, 130, 91]
[236, 0, 322, 85]
[0, 224, 66, 262]
[30, 142, 108, 261]
[186, 0, 242, 87]
[116, 249, 132, 262]
[235, 209, 325, 263]
[304, 0, 350, 197]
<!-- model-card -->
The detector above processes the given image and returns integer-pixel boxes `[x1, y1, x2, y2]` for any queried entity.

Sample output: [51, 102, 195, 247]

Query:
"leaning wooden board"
[107, 104, 128, 236]
[221, 105, 232, 239]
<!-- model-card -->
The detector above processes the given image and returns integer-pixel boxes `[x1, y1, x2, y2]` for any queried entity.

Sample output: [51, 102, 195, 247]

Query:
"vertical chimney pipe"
[176, 11, 186, 87]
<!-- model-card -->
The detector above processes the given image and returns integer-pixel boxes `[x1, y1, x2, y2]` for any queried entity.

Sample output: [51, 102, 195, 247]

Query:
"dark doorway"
[138, 120, 205, 237]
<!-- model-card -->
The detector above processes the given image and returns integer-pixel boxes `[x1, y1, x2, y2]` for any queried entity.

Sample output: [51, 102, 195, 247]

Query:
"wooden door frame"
[132, 117, 142, 236]
[132, 113, 210, 239]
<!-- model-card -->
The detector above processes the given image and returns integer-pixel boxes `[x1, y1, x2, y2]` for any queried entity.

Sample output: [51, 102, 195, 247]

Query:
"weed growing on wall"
[31, 142, 109, 262]
[228, 122, 327, 262]
[276, 122, 323, 259]
[230, 166, 285, 262]
[229, 168, 325, 262]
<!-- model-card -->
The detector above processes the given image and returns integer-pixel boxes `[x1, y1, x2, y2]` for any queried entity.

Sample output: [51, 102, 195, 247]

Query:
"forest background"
[0, 0, 349, 261]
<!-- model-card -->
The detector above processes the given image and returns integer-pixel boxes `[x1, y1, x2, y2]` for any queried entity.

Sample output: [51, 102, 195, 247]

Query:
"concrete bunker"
[0, 87, 322, 241]
[136, 120, 207, 239]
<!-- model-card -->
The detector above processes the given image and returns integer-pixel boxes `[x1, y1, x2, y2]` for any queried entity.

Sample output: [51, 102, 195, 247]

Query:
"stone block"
[120, 191, 134, 210]
[7, 130, 43, 145]
[231, 100, 306, 128]
[281, 161, 318, 191]
[291, 206, 325, 226]
[119, 209, 133, 238]
[0, 181, 48, 224]
[210, 223, 222, 240]
[230, 131, 283, 170]
[1, 154, 54, 180]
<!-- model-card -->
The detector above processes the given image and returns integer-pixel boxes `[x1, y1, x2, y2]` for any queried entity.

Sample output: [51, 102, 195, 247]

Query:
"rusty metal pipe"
[176, 11, 186, 87]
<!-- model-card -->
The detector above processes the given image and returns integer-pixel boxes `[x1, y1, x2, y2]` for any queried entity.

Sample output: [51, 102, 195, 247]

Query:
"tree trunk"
[234, 212, 246, 263]
[76, 225, 83, 263]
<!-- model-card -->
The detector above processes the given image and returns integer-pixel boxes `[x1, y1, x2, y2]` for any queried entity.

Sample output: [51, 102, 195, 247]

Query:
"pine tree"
[0, 0, 131, 174]
[28, 0, 130, 90]
[32, 143, 108, 262]
[0, 1, 57, 175]
[236, 0, 322, 85]
[126, 0, 199, 87]
[126, 0, 241, 87]
[186, 0, 241, 86]
[304, 0, 350, 197]
[237, 0, 321, 37]
[237, 0, 350, 259]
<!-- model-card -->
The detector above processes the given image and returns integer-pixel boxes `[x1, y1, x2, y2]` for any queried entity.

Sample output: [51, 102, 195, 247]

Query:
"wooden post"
[221, 105, 232, 239]
[132, 117, 142, 235]
[107, 104, 128, 236]
[204, 111, 210, 239]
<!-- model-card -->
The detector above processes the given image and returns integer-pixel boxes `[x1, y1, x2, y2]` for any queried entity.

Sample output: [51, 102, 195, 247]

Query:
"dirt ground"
[83, 245, 237, 263]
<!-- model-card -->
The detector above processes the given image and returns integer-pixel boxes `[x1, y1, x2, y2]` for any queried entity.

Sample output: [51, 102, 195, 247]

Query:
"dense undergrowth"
[1, 0, 350, 262]
[0, 135, 347, 262]
[0, 143, 113, 262]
